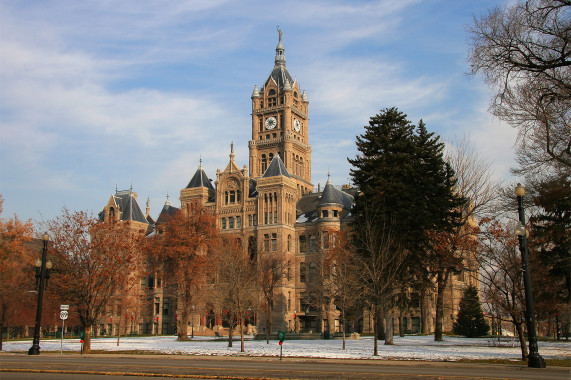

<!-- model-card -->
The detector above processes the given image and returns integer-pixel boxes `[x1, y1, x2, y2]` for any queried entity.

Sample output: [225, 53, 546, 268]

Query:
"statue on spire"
[277, 27, 282, 42]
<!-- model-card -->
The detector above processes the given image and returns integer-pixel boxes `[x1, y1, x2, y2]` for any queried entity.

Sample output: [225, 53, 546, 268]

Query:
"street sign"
[60, 304, 69, 311]
[60, 310, 69, 320]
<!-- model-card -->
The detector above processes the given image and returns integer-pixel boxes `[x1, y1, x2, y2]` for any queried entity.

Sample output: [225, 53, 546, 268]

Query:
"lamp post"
[191, 305, 195, 339]
[28, 233, 52, 355]
[514, 183, 546, 368]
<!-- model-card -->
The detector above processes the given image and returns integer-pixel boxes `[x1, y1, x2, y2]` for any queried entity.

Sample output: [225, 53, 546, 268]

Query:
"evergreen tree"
[453, 286, 489, 338]
[348, 107, 467, 350]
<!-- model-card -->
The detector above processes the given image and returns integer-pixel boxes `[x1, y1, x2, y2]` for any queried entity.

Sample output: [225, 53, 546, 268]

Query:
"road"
[1, 353, 569, 379]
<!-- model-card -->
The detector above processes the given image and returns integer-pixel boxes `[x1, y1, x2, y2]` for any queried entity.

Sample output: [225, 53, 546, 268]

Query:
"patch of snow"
[3, 335, 569, 361]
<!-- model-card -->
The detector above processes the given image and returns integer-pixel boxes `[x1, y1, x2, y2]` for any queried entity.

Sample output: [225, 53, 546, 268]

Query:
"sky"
[0, 0, 519, 225]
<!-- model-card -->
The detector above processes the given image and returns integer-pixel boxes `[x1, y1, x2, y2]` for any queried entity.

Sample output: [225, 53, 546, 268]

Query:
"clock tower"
[249, 30, 313, 198]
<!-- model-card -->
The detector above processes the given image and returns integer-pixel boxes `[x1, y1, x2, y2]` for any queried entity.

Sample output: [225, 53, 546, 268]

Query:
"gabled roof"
[186, 163, 214, 189]
[262, 155, 291, 178]
[113, 190, 148, 224]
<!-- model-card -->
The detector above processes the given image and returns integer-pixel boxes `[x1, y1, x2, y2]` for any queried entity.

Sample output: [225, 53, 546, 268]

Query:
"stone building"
[98, 31, 478, 337]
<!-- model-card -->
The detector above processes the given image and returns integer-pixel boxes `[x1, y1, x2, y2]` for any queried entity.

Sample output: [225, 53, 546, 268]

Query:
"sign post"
[278, 331, 286, 360]
[59, 305, 69, 355]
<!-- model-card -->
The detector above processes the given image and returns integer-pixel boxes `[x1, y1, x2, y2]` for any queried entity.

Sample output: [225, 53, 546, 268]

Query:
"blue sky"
[0, 0, 517, 225]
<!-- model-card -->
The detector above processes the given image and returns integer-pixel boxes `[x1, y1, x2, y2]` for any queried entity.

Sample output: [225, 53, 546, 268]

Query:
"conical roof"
[156, 196, 180, 225]
[319, 175, 354, 209]
[186, 162, 214, 189]
[262, 154, 291, 178]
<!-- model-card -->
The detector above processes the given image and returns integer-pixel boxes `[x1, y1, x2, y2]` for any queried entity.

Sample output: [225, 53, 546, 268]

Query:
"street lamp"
[28, 233, 53, 355]
[191, 305, 195, 339]
[514, 183, 546, 368]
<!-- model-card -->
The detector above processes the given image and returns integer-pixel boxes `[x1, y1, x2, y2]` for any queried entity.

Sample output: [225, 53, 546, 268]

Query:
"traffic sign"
[60, 310, 69, 320]
[60, 304, 69, 311]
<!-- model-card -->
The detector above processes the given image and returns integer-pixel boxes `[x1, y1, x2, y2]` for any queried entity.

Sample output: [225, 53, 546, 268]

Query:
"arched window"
[287, 235, 291, 251]
[261, 154, 268, 174]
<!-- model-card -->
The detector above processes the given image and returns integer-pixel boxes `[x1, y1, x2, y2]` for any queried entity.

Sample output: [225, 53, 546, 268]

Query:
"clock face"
[293, 119, 301, 132]
[265, 116, 277, 130]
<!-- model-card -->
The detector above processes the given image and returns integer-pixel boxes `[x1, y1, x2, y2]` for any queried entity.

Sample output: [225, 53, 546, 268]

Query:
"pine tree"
[453, 285, 489, 338]
[348, 107, 467, 351]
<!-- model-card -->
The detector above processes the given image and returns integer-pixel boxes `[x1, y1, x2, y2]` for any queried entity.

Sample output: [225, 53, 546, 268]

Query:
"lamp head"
[46, 260, 53, 270]
[515, 183, 525, 197]
[35, 258, 42, 268]
[42, 233, 49, 241]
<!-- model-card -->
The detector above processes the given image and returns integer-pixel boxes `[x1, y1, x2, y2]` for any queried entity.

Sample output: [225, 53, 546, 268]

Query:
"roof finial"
[229, 141, 235, 163]
[275, 27, 285, 66]
[327, 170, 332, 184]
[165, 193, 170, 206]
[199, 155, 203, 168]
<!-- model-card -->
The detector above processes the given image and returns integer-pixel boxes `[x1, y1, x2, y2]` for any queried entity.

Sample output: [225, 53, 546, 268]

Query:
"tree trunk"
[83, 325, 91, 353]
[514, 321, 527, 361]
[265, 306, 270, 344]
[116, 316, 122, 346]
[0, 323, 4, 351]
[342, 313, 346, 350]
[228, 314, 234, 348]
[420, 286, 430, 334]
[240, 317, 245, 352]
[385, 311, 394, 345]
[373, 307, 379, 356]
[399, 313, 405, 337]
[376, 309, 385, 340]
[434, 271, 449, 341]
[177, 314, 190, 341]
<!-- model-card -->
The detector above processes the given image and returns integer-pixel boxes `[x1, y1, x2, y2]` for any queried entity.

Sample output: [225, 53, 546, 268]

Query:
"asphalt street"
[1, 353, 570, 379]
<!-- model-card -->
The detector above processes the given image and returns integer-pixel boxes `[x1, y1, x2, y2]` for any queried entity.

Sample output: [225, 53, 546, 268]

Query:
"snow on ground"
[3, 335, 570, 361]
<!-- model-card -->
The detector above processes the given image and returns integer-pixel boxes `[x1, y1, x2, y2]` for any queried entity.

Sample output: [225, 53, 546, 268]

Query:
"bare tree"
[213, 235, 258, 352]
[478, 218, 528, 360]
[327, 230, 362, 350]
[351, 209, 408, 354]
[445, 135, 501, 218]
[468, 0, 571, 175]
[256, 249, 287, 344]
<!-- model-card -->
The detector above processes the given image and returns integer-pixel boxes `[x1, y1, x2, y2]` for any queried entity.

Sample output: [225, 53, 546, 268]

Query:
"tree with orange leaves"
[145, 202, 218, 341]
[0, 195, 35, 350]
[46, 208, 143, 353]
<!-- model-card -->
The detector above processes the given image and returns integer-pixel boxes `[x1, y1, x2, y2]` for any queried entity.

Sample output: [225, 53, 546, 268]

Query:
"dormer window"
[333, 210, 339, 218]
[268, 89, 277, 107]
[322, 210, 329, 218]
